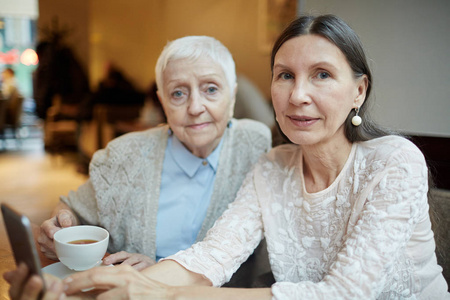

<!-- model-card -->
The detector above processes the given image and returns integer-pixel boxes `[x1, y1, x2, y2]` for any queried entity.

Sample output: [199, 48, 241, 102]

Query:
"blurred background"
[1, 0, 449, 160]
[0, 0, 448, 193]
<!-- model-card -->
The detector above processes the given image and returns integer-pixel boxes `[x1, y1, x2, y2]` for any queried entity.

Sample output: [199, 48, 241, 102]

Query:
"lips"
[188, 122, 210, 130]
[287, 115, 319, 127]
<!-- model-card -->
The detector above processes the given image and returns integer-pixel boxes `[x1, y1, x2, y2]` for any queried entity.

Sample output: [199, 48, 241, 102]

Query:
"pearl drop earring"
[351, 107, 362, 126]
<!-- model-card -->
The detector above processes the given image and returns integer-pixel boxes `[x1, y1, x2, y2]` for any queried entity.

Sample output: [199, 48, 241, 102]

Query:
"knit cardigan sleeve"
[196, 118, 271, 242]
[61, 125, 168, 258]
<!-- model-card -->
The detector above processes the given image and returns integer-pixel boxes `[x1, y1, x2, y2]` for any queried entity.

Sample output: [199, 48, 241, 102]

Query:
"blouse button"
[202, 160, 208, 166]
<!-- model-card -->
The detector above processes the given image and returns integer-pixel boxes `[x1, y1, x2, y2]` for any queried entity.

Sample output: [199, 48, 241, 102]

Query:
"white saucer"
[42, 261, 109, 279]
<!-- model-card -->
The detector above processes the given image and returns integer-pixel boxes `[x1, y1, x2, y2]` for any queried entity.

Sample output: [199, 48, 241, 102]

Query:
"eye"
[168, 89, 188, 105]
[280, 72, 294, 80]
[172, 90, 184, 98]
[317, 72, 330, 80]
[206, 86, 218, 94]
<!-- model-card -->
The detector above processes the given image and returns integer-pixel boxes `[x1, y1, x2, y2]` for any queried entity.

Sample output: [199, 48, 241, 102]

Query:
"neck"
[191, 145, 216, 158]
[301, 139, 353, 193]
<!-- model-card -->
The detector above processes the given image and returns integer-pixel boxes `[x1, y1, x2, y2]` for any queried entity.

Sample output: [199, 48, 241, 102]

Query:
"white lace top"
[167, 136, 448, 299]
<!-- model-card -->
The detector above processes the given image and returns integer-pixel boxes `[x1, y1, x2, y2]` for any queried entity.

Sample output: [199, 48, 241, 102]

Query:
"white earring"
[351, 107, 362, 126]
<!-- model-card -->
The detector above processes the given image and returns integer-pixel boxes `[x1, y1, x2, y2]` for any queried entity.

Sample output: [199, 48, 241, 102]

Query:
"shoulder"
[357, 135, 426, 166]
[228, 118, 272, 150]
[230, 118, 271, 139]
[110, 125, 168, 146]
[92, 125, 169, 163]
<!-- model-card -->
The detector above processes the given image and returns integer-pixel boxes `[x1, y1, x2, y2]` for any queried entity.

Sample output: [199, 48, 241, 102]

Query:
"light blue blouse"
[155, 133, 224, 261]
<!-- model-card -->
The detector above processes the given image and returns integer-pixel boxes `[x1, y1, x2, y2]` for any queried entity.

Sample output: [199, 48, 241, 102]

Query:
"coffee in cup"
[54, 225, 109, 271]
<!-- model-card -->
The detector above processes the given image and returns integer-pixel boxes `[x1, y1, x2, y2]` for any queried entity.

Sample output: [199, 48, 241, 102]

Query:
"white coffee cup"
[54, 225, 109, 271]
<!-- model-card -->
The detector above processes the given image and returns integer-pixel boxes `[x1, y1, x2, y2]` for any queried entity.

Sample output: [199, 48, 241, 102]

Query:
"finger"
[122, 254, 154, 266]
[56, 211, 74, 228]
[40, 218, 60, 238]
[38, 220, 60, 260]
[8, 263, 29, 299]
[63, 266, 129, 294]
[37, 239, 58, 261]
[36, 233, 51, 248]
[43, 277, 66, 300]
[120, 256, 155, 271]
[119, 255, 142, 266]
[37, 237, 56, 255]
[103, 251, 131, 265]
[20, 275, 45, 300]
[3, 269, 14, 283]
[41, 249, 58, 261]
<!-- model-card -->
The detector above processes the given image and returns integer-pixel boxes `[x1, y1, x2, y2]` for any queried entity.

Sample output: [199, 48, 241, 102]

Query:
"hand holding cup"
[38, 209, 79, 260]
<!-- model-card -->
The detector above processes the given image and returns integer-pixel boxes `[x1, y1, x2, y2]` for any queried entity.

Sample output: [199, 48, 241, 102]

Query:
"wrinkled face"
[158, 57, 235, 158]
[271, 34, 367, 147]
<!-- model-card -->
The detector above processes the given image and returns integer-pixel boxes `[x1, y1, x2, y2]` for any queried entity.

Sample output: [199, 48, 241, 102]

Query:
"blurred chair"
[93, 103, 143, 150]
[0, 90, 25, 148]
[44, 95, 79, 154]
[234, 74, 274, 128]
[429, 188, 450, 290]
[0, 98, 7, 147]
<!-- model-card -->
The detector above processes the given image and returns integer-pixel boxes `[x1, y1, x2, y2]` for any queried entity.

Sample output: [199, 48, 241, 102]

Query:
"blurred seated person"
[92, 63, 145, 107]
[33, 41, 91, 121]
[0, 68, 24, 135]
[138, 81, 167, 128]
[114, 80, 167, 135]
[1, 68, 19, 100]
[33, 35, 271, 279]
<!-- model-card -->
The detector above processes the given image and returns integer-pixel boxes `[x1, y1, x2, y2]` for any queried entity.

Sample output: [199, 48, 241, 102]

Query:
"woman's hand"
[38, 208, 78, 260]
[63, 264, 175, 299]
[3, 263, 65, 300]
[103, 251, 156, 270]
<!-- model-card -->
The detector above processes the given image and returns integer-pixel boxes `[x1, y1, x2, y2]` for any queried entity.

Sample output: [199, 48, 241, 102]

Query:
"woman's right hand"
[103, 251, 157, 271]
[38, 209, 78, 260]
[4, 263, 65, 300]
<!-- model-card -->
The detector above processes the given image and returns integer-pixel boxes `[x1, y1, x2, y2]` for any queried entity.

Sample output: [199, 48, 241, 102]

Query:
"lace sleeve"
[164, 169, 265, 287]
[272, 149, 429, 299]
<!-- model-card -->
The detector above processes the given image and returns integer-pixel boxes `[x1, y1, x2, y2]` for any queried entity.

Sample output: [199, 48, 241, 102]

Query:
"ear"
[354, 75, 368, 107]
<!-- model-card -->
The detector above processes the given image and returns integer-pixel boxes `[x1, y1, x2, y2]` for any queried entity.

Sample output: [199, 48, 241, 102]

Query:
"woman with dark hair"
[271, 14, 391, 145]
[6, 14, 448, 299]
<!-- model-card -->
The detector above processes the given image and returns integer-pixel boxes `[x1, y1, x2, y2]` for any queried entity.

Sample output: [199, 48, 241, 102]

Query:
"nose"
[290, 79, 312, 106]
[187, 89, 206, 115]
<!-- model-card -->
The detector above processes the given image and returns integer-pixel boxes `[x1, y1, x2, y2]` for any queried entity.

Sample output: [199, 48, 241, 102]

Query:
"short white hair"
[155, 36, 236, 96]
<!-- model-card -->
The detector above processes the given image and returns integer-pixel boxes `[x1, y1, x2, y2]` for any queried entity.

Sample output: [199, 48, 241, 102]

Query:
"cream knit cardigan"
[61, 118, 271, 259]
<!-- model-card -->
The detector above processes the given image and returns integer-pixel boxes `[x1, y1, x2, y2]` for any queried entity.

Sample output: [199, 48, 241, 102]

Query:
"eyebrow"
[273, 60, 339, 72]
[310, 60, 339, 70]
[272, 63, 289, 69]
[198, 73, 225, 81]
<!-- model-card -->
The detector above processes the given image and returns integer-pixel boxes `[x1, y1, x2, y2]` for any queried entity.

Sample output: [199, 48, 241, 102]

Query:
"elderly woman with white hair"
[5, 35, 271, 298]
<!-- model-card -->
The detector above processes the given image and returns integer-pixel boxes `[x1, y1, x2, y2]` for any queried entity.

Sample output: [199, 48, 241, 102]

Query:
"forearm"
[142, 260, 212, 287]
[141, 261, 273, 299]
[172, 286, 272, 300]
